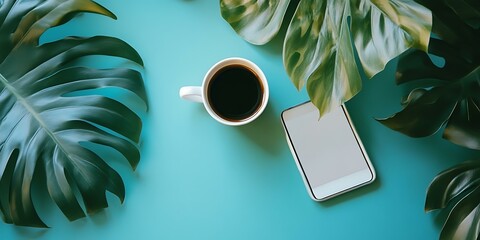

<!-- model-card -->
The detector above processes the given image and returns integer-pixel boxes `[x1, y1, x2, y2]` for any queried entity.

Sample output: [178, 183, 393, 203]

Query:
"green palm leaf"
[221, 0, 432, 116]
[0, 0, 147, 228]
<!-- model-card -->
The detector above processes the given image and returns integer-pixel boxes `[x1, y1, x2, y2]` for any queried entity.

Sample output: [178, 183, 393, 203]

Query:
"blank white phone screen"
[282, 102, 373, 199]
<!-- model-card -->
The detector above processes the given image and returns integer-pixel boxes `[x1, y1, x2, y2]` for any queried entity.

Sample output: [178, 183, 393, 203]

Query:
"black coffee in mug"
[208, 65, 264, 121]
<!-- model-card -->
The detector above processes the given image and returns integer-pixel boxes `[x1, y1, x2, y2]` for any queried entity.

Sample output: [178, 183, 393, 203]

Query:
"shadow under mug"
[179, 57, 269, 126]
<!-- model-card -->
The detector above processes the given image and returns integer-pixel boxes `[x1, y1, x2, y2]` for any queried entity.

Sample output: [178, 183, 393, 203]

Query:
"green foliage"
[426, 161, 480, 240]
[0, 0, 147, 227]
[378, 0, 480, 239]
[221, 0, 432, 116]
[378, 0, 480, 150]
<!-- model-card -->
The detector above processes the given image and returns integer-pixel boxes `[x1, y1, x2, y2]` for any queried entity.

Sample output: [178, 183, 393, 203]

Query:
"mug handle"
[179, 86, 203, 103]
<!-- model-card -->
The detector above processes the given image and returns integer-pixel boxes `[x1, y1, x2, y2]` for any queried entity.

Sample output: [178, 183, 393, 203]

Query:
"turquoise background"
[2, 1, 479, 239]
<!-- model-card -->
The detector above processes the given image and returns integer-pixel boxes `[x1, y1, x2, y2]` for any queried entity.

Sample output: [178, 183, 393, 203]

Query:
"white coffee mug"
[179, 57, 269, 126]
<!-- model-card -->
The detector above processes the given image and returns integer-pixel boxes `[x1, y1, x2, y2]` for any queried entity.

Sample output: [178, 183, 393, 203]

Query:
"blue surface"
[2, 1, 479, 239]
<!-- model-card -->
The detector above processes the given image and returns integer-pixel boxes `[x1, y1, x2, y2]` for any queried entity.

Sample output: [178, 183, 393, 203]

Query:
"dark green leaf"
[426, 161, 480, 211]
[426, 161, 480, 240]
[416, 0, 479, 60]
[441, 186, 480, 240]
[444, 102, 480, 147]
[396, 39, 475, 84]
[444, 70, 480, 149]
[468, 206, 480, 240]
[382, 66, 480, 147]
[0, 0, 147, 227]
[377, 85, 460, 137]
[383, 0, 480, 149]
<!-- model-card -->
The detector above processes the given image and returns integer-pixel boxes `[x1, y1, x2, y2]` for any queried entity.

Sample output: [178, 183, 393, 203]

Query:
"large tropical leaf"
[221, 0, 432, 116]
[220, 0, 292, 45]
[0, 0, 147, 227]
[378, 0, 480, 150]
[378, 67, 479, 140]
[426, 160, 480, 240]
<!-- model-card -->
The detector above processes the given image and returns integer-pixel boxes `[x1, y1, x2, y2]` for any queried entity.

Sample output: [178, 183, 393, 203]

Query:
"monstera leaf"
[220, 0, 291, 45]
[378, 0, 480, 149]
[426, 160, 480, 240]
[0, 0, 147, 227]
[378, 1, 480, 239]
[221, 0, 432, 115]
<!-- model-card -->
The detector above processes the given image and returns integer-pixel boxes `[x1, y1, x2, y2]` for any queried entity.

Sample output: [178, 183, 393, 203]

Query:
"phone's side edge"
[341, 105, 377, 183]
[280, 104, 323, 202]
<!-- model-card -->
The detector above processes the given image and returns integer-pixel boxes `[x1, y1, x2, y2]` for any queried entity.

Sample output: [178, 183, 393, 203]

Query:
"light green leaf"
[220, 0, 291, 45]
[221, 0, 432, 116]
[350, 0, 432, 77]
[284, 0, 361, 115]
[283, 0, 431, 116]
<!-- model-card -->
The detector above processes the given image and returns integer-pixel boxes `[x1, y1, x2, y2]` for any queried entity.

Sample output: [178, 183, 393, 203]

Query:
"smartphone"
[281, 101, 376, 201]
